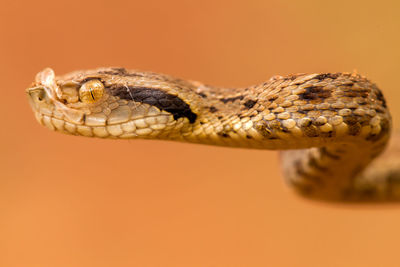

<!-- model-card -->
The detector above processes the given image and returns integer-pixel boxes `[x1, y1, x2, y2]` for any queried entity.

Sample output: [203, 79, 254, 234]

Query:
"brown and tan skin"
[26, 67, 400, 201]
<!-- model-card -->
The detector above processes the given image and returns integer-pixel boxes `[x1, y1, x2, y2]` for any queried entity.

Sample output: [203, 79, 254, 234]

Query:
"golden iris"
[79, 79, 104, 103]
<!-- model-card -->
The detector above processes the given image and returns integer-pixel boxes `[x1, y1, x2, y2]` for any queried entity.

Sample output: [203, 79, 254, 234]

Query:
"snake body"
[26, 67, 400, 201]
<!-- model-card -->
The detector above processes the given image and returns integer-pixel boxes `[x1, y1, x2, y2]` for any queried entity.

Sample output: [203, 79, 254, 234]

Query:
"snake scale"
[26, 67, 400, 201]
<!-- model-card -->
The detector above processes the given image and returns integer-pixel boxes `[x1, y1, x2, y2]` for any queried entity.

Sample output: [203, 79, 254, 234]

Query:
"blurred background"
[1, 0, 400, 266]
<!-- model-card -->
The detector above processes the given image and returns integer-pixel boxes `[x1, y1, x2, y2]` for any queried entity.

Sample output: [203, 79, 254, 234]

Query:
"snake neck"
[176, 73, 390, 151]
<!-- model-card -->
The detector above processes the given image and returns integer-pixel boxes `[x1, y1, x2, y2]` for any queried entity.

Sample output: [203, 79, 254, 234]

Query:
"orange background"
[1, 0, 400, 266]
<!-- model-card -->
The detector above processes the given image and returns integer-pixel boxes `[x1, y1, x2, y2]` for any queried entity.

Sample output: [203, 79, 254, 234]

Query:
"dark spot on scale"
[267, 95, 278, 101]
[243, 99, 257, 109]
[110, 85, 197, 123]
[312, 119, 326, 127]
[246, 135, 253, 139]
[255, 121, 272, 137]
[376, 106, 386, 113]
[381, 118, 390, 133]
[343, 91, 358, 97]
[314, 73, 339, 80]
[220, 133, 229, 138]
[344, 117, 361, 136]
[358, 116, 371, 126]
[302, 125, 319, 137]
[209, 106, 218, 113]
[343, 116, 358, 125]
[357, 99, 368, 105]
[343, 89, 369, 98]
[281, 127, 290, 133]
[298, 86, 331, 100]
[197, 92, 207, 98]
[299, 119, 312, 127]
[285, 75, 297, 81]
[266, 120, 281, 130]
[320, 131, 334, 138]
[375, 90, 387, 108]
[218, 116, 223, 119]
[219, 95, 244, 104]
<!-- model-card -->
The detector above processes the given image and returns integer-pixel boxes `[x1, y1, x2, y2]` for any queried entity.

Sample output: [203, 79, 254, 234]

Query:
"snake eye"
[79, 79, 104, 103]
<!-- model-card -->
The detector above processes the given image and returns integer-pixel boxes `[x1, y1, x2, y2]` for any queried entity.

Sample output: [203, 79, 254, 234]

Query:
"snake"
[26, 67, 400, 202]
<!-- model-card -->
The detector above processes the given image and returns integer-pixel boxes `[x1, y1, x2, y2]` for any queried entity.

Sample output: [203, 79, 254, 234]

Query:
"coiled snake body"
[26, 68, 400, 201]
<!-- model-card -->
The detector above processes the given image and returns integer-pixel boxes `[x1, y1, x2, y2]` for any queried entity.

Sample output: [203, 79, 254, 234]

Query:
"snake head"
[26, 67, 198, 138]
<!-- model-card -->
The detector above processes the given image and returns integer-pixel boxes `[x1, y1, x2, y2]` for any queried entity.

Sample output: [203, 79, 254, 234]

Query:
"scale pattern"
[26, 67, 399, 201]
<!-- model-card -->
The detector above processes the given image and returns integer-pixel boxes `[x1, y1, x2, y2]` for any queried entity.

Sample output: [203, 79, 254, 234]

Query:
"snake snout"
[26, 86, 47, 109]
[27, 86, 46, 101]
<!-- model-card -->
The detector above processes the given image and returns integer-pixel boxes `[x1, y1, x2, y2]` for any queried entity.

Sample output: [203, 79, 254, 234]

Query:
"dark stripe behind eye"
[109, 85, 197, 123]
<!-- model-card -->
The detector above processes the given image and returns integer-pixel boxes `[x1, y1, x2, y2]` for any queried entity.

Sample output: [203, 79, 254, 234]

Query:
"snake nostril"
[37, 89, 45, 102]
[27, 87, 46, 102]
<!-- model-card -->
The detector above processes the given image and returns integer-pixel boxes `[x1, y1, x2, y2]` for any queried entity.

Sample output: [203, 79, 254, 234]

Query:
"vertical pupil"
[90, 89, 95, 100]
[79, 80, 104, 103]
